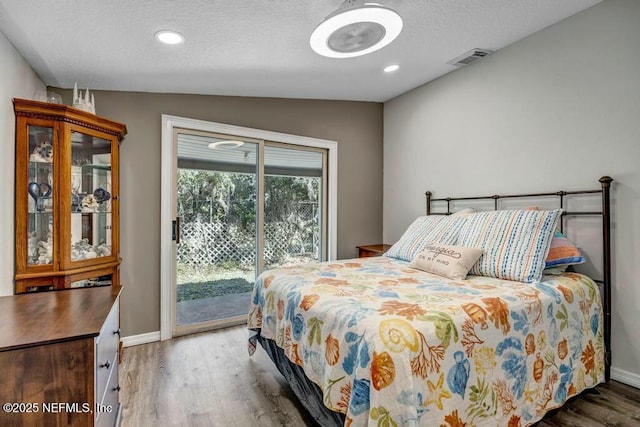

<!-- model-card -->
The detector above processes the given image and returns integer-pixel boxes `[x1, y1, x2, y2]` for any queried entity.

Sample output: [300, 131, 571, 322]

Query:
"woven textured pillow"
[545, 231, 586, 268]
[457, 209, 562, 283]
[385, 216, 467, 262]
[410, 244, 483, 280]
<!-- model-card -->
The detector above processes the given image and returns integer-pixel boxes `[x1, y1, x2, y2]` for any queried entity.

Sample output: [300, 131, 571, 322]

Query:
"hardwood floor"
[120, 325, 316, 427]
[536, 381, 640, 427]
[120, 326, 640, 427]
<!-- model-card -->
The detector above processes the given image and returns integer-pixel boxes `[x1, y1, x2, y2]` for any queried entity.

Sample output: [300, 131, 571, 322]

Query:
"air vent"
[447, 49, 493, 67]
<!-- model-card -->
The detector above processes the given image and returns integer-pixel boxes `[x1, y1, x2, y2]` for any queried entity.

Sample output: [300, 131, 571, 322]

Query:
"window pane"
[176, 133, 258, 326]
[263, 145, 324, 270]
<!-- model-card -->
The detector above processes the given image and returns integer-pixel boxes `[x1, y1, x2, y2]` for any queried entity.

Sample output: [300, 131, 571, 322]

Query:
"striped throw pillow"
[385, 216, 466, 262]
[457, 209, 562, 283]
[545, 231, 586, 268]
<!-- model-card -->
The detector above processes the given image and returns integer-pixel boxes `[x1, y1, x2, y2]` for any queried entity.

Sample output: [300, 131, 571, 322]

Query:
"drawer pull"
[113, 385, 121, 392]
[113, 328, 121, 336]
[100, 360, 111, 369]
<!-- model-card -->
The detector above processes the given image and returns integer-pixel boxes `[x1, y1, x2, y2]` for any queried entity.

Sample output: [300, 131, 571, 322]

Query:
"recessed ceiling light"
[155, 30, 184, 45]
[384, 64, 399, 72]
[208, 140, 245, 150]
[310, 1, 403, 58]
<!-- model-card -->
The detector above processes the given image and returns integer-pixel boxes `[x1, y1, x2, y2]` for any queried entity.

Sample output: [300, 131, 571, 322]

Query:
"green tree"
[177, 169, 235, 223]
[177, 168, 321, 266]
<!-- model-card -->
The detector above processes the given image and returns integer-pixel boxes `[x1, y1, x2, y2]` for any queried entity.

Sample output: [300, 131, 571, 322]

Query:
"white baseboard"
[611, 366, 640, 388]
[121, 331, 161, 348]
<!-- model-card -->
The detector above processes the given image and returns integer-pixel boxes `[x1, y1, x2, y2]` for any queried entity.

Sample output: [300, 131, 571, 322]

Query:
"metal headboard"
[425, 176, 613, 382]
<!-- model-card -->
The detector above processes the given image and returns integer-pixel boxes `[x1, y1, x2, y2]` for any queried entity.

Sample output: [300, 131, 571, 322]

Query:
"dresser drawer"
[96, 353, 119, 427]
[358, 249, 379, 257]
[95, 298, 119, 405]
[357, 244, 393, 258]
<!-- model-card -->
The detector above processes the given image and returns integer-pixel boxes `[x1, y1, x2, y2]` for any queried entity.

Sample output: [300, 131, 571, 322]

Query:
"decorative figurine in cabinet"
[13, 99, 127, 294]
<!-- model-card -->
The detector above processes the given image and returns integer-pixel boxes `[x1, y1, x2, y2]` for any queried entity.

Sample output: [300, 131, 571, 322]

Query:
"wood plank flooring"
[120, 326, 316, 427]
[120, 326, 640, 427]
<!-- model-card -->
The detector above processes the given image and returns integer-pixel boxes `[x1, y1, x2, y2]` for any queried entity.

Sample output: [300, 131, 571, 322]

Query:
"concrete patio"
[176, 291, 253, 325]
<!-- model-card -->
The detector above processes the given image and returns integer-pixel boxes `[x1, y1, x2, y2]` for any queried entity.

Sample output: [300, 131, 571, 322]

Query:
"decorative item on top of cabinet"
[13, 98, 127, 294]
[356, 244, 393, 258]
[72, 82, 96, 114]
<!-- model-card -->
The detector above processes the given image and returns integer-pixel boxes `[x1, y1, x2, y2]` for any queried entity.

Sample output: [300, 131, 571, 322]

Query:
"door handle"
[172, 217, 180, 244]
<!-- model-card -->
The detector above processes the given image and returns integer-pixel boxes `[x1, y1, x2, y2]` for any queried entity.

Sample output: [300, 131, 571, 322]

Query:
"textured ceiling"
[0, 0, 600, 102]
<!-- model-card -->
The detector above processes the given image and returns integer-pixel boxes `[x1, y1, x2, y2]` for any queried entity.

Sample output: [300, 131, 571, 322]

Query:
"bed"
[248, 177, 613, 426]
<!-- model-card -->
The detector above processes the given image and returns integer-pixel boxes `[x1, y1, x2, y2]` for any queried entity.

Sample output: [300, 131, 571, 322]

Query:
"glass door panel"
[175, 132, 258, 328]
[263, 144, 326, 270]
[70, 131, 113, 261]
[27, 126, 54, 266]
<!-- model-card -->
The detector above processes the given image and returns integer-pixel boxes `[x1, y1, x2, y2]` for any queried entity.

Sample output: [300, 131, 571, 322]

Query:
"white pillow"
[410, 244, 483, 280]
[450, 208, 476, 218]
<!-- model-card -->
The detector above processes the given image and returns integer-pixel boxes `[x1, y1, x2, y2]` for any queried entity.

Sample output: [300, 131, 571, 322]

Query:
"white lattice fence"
[177, 220, 318, 267]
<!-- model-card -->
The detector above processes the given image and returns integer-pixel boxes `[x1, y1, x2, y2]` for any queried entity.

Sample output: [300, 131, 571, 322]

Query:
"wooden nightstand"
[357, 244, 393, 258]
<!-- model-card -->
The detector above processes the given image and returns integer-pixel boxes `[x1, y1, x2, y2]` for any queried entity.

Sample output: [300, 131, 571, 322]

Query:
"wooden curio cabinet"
[13, 99, 127, 294]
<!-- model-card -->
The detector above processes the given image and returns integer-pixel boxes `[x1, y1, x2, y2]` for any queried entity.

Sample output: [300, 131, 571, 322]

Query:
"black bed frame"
[425, 176, 613, 381]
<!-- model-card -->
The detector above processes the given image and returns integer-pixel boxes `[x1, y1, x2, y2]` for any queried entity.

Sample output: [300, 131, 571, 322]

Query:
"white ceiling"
[0, 0, 600, 102]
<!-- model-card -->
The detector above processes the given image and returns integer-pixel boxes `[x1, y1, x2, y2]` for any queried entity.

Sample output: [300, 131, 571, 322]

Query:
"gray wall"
[0, 32, 44, 296]
[384, 0, 640, 382]
[53, 89, 383, 336]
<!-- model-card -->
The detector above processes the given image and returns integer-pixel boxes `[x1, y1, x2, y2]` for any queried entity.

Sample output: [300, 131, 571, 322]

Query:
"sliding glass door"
[173, 130, 327, 335]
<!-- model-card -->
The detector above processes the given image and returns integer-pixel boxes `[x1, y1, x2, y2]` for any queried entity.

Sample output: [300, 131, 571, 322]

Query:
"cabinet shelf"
[71, 211, 112, 215]
[81, 164, 111, 171]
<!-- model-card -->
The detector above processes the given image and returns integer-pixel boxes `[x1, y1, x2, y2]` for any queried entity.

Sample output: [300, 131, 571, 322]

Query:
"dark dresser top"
[0, 285, 121, 352]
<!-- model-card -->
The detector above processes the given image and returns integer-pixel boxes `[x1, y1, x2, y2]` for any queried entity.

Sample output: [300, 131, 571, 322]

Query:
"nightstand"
[357, 244, 393, 258]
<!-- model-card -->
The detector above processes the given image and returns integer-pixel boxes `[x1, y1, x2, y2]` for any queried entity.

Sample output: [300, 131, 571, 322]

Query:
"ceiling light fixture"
[310, 0, 403, 58]
[155, 30, 185, 45]
[384, 64, 399, 72]
[208, 140, 245, 150]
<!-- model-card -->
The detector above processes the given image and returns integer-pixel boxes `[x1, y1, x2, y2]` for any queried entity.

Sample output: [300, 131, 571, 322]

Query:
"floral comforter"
[248, 256, 604, 426]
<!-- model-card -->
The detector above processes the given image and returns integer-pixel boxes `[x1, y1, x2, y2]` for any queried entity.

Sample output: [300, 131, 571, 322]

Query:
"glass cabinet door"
[27, 125, 54, 267]
[69, 130, 115, 263]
